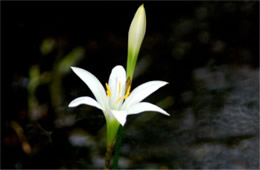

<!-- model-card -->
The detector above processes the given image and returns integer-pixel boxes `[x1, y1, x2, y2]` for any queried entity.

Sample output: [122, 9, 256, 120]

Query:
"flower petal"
[127, 102, 170, 116]
[71, 67, 107, 107]
[111, 110, 128, 126]
[123, 81, 168, 109]
[68, 96, 103, 110]
[108, 65, 126, 108]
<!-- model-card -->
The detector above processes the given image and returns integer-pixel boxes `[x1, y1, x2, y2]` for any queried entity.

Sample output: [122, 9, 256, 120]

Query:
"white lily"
[68, 65, 169, 143]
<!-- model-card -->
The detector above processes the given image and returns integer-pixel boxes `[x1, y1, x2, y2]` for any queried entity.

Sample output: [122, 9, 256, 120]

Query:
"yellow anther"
[118, 82, 121, 94]
[123, 85, 131, 99]
[105, 83, 111, 98]
[115, 97, 121, 104]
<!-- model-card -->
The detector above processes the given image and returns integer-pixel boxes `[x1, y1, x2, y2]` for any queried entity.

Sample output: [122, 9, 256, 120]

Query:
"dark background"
[1, 1, 259, 169]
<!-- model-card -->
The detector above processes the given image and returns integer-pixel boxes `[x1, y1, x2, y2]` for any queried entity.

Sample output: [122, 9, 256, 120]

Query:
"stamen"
[115, 97, 121, 104]
[105, 83, 111, 97]
[118, 82, 121, 94]
[123, 85, 131, 99]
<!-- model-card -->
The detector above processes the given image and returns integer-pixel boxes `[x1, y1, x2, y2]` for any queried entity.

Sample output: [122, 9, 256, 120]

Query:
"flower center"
[105, 81, 131, 105]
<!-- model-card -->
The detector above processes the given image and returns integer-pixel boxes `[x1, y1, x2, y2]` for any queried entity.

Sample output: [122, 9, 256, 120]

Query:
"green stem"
[112, 125, 124, 169]
[104, 142, 113, 170]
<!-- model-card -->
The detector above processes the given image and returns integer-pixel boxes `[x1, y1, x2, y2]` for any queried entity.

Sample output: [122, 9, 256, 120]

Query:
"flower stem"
[104, 142, 113, 170]
[112, 125, 124, 169]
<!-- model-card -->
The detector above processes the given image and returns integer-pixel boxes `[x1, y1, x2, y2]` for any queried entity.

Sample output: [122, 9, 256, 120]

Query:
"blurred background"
[1, 1, 259, 169]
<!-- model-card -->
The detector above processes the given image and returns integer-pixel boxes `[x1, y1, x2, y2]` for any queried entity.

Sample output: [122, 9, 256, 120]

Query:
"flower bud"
[127, 4, 146, 79]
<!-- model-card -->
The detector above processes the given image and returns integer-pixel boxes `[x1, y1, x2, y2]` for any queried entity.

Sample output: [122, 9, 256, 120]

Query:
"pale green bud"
[127, 4, 146, 79]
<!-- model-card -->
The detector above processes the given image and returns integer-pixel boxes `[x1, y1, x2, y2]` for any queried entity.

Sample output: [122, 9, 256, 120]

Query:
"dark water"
[2, 2, 259, 169]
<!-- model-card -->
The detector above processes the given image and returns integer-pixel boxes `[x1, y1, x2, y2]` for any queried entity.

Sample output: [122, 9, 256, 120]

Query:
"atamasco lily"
[68, 65, 169, 146]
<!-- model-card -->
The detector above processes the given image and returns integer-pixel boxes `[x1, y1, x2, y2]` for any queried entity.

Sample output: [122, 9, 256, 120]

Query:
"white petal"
[127, 102, 170, 116]
[68, 96, 103, 110]
[108, 65, 126, 108]
[123, 81, 168, 109]
[71, 67, 107, 107]
[111, 110, 128, 126]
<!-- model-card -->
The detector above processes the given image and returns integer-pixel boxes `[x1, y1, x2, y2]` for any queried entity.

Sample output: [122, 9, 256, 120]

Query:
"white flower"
[69, 65, 169, 127]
